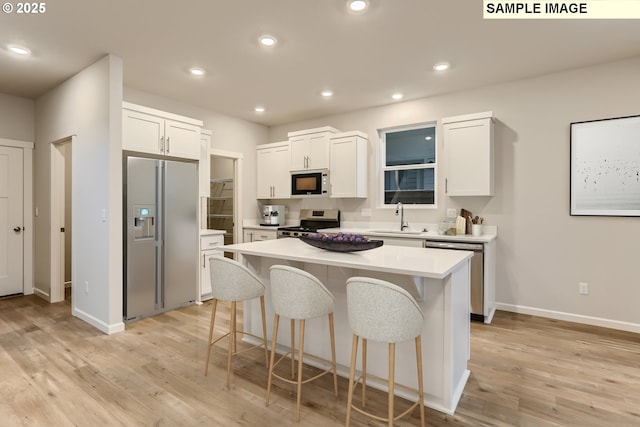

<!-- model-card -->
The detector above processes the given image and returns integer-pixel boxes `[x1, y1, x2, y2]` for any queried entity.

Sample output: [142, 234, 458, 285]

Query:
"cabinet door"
[289, 136, 308, 170]
[256, 148, 274, 199]
[272, 145, 291, 198]
[243, 230, 255, 242]
[200, 249, 223, 300]
[165, 119, 201, 160]
[257, 143, 290, 199]
[445, 118, 493, 196]
[307, 133, 330, 169]
[122, 109, 164, 155]
[330, 135, 367, 198]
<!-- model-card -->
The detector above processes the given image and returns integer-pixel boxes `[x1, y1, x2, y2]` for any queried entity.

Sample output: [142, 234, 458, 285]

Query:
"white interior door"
[0, 146, 24, 296]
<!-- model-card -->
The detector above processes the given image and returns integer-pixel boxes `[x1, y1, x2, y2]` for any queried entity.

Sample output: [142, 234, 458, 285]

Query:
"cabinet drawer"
[201, 234, 224, 250]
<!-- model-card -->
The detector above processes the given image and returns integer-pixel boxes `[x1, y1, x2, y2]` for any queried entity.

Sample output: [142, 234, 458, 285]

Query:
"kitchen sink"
[367, 229, 424, 235]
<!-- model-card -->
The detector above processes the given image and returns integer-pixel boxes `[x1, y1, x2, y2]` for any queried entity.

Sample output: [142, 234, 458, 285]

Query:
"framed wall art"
[570, 115, 640, 216]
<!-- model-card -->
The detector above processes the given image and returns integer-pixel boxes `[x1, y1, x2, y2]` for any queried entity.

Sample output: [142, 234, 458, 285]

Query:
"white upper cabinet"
[288, 126, 339, 171]
[443, 111, 494, 196]
[122, 102, 202, 160]
[256, 141, 291, 199]
[330, 131, 368, 198]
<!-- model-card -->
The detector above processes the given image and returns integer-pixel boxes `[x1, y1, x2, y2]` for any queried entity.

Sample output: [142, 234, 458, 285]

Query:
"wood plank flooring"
[1, 294, 639, 426]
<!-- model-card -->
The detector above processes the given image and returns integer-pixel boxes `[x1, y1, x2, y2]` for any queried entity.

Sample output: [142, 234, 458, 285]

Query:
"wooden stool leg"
[260, 295, 269, 366]
[226, 301, 236, 386]
[295, 319, 306, 422]
[416, 335, 425, 427]
[266, 314, 280, 406]
[362, 338, 367, 408]
[345, 334, 359, 427]
[328, 312, 338, 396]
[204, 298, 218, 376]
[388, 343, 395, 427]
[290, 318, 296, 379]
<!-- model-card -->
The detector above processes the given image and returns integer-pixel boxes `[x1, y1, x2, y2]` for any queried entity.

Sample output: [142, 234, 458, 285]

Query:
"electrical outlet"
[84, 281, 89, 294]
[447, 208, 457, 218]
[579, 282, 589, 295]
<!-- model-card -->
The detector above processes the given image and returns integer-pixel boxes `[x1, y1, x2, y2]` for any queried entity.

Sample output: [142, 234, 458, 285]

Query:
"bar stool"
[345, 277, 425, 427]
[204, 256, 269, 387]
[266, 265, 338, 422]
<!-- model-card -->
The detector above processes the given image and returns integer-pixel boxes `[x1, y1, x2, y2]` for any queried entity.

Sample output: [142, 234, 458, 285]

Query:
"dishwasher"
[424, 240, 485, 322]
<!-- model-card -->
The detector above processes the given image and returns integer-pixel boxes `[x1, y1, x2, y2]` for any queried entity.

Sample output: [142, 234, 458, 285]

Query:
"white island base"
[223, 238, 472, 414]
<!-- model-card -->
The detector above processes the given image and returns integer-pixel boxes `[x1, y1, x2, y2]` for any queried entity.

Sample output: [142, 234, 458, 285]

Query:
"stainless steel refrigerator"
[124, 156, 198, 323]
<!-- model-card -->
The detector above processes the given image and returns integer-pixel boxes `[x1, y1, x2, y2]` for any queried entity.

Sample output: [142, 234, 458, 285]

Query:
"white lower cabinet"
[243, 228, 277, 242]
[200, 232, 224, 301]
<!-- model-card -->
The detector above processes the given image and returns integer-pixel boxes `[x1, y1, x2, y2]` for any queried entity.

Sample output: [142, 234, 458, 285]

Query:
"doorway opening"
[51, 137, 72, 303]
[208, 149, 243, 257]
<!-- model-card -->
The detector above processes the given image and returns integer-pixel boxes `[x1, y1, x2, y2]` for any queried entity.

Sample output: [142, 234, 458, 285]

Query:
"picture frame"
[570, 115, 640, 216]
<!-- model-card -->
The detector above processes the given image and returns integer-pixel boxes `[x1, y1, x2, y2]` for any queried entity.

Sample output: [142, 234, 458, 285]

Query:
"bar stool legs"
[266, 313, 338, 422]
[204, 295, 269, 387]
[346, 334, 425, 427]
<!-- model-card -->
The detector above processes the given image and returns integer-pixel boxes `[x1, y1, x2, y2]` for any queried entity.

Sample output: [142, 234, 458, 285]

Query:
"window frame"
[377, 121, 438, 209]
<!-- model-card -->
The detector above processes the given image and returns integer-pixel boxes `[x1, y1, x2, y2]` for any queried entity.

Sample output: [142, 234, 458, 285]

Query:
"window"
[379, 123, 436, 206]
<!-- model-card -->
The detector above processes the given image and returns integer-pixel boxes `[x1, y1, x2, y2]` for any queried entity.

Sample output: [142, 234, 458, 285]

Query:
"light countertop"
[200, 229, 225, 236]
[223, 238, 472, 279]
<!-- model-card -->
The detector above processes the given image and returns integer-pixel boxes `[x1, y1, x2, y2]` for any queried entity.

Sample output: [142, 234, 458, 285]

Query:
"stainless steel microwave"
[291, 169, 330, 197]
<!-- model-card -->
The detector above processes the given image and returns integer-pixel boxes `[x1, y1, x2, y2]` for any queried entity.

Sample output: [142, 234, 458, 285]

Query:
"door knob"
[14, 226, 22, 232]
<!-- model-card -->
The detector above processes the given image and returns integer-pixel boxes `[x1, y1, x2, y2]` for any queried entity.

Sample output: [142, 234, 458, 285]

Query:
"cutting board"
[460, 209, 473, 234]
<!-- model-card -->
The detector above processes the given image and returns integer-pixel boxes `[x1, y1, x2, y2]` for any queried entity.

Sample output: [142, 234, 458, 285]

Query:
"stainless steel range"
[277, 209, 340, 238]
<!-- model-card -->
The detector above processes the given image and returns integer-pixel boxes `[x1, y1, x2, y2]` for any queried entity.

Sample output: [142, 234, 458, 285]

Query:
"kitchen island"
[223, 238, 472, 414]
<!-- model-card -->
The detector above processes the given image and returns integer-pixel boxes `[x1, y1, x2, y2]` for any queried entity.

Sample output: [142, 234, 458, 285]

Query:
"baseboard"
[72, 307, 125, 335]
[33, 287, 50, 300]
[496, 303, 640, 334]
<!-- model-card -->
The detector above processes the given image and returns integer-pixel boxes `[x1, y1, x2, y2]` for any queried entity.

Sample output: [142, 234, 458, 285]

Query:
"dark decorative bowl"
[299, 236, 383, 252]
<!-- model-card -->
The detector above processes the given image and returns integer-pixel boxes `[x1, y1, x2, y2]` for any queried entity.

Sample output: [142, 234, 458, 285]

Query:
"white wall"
[268, 56, 640, 331]
[35, 55, 124, 334]
[0, 93, 34, 141]
[123, 87, 268, 220]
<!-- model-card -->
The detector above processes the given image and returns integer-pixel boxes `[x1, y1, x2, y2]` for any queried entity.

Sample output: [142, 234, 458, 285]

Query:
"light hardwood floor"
[1, 294, 639, 426]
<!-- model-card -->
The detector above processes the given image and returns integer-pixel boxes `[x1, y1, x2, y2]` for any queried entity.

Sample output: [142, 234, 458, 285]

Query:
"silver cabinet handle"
[166, 136, 170, 153]
[159, 136, 164, 152]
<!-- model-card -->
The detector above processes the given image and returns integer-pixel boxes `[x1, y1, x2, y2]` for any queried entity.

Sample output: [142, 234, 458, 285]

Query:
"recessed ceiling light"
[189, 67, 205, 76]
[8, 45, 31, 56]
[254, 106, 265, 113]
[347, 0, 369, 13]
[321, 90, 333, 98]
[258, 35, 277, 47]
[433, 62, 450, 71]
[391, 93, 403, 100]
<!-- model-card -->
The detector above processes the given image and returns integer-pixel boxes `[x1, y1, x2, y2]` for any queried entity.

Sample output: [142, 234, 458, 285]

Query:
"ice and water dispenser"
[133, 206, 155, 240]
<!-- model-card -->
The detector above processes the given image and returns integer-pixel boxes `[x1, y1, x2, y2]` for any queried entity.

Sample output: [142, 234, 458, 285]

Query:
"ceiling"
[1, 0, 640, 127]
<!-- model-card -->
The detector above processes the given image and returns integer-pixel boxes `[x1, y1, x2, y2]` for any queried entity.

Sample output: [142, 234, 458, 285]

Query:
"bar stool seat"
[204, 256, 268, 387]
[266, 265, 338, 422]
[345, 276, 425, 427]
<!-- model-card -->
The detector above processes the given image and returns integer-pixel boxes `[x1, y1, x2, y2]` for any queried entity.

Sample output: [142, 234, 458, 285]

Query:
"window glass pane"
[385, 127, 436, 167]
[384, 168, 434, 204]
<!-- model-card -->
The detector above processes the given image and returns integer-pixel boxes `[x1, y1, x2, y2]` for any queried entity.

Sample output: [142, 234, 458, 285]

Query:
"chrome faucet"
[395, 202, 409, 231]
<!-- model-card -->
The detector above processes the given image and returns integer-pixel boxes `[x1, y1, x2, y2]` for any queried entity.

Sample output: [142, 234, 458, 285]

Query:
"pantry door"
[0, 145, 23, 296]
